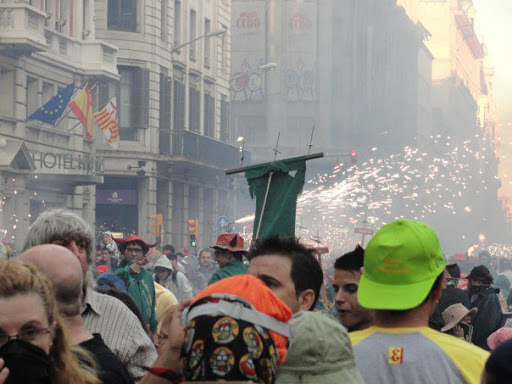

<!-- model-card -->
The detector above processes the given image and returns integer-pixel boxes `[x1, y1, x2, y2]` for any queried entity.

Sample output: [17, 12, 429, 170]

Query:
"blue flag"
[27, 83, 75, 126]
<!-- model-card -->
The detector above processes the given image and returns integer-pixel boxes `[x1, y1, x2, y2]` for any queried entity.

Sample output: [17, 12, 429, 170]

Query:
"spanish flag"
[68, 84, 94, 139]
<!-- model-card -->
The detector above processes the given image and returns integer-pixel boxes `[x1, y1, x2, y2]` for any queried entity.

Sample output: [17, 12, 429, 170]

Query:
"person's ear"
[433, 270, 447, 302]
[298, 289, 316, 311]
[359, 266, 365, 275]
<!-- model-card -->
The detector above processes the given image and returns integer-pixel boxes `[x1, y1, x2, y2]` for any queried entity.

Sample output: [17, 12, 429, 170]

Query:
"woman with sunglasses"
[0, 259, 99, 384]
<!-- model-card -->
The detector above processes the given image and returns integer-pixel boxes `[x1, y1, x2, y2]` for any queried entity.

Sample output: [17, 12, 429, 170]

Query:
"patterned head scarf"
[179, 275, 293, 383]
[180, 296, 281, 383]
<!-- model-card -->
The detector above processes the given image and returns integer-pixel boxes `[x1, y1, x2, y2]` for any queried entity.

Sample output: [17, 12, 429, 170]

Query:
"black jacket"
[469, 287, 502, 351]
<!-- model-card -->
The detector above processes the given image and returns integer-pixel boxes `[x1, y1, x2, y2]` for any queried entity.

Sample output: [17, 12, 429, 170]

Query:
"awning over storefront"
[26, 173, 104, 193]
[0, 140, 36, 172]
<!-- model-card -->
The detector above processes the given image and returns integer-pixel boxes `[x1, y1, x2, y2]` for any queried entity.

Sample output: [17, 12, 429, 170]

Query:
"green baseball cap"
[358, 219, 445, 310]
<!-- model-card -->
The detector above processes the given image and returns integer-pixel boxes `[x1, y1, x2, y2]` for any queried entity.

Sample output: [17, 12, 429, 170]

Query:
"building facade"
[0, 0, 117, 250]
[0, 0, 238, 251]
[401, 0, 507, 242]
[94, 0, 236, 249]
[230, 0, 433, 222]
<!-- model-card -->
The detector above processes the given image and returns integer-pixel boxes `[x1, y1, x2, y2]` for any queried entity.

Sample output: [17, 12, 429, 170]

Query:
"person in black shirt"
[468, 265, 502, 351]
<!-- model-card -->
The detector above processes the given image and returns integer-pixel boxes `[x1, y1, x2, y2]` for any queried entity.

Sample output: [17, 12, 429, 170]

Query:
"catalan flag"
[27, 83, 74, 126]
[68, 84, 94, 140]
[94, 97, 120, 149]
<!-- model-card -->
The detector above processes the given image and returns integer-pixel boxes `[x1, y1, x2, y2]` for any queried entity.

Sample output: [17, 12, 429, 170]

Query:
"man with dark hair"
[468, 265, 502, 350]
[208, 233, 248, 284]
[333, 245, 374, 331]
[114, 234, 159, 333]
[247, 235, 323, 313]
[98, 246, 118, 273]
[350, 219, 488, 383]
[162, 244, 175, 256]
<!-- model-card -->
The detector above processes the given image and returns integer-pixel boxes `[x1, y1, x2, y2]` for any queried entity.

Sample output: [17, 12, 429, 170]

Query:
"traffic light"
[349, 149, 358, 165]
[149, 214, 163, 236]
[187, 219, 199, 248]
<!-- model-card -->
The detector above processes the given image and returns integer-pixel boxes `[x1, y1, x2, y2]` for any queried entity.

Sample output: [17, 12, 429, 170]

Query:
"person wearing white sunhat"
[441, 303, 477, 343]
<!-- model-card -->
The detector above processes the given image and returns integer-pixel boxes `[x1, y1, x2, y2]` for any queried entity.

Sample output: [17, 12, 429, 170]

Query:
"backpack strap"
[171, 269, 179, 287]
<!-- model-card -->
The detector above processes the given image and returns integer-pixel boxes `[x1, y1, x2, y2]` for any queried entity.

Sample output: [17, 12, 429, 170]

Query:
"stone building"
[0, 0, 238, 251]
[93, 0, 237, 248]
[0, 0, 117, 250]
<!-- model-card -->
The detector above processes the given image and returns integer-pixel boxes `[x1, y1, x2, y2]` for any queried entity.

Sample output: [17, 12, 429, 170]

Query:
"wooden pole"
[225, 152, 324, 175]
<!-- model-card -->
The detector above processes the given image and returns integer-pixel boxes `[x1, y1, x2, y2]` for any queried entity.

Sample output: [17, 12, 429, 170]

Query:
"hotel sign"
[31, 151, 103, 175]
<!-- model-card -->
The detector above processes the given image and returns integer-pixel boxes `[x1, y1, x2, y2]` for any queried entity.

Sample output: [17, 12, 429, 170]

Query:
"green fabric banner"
[245, 156, 307, 240]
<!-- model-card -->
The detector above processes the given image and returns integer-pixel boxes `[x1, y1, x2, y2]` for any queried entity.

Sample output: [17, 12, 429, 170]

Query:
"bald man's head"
[19, 244, 83, 317]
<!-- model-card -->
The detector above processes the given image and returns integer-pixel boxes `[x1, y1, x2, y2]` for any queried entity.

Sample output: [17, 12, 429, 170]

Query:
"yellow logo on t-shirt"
[388, 347, 404, 364]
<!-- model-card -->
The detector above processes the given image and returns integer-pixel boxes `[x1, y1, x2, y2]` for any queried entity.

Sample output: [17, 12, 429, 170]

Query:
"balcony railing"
[0, 4, 47, 54]
[40, 29, 119, 80]
[80, 40, 119, 79]
[170, 130, 244, 170]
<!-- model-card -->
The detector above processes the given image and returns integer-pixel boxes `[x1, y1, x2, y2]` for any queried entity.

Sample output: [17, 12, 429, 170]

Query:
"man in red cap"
[114, 234, 159, 333]
[208, 233, 248, 285]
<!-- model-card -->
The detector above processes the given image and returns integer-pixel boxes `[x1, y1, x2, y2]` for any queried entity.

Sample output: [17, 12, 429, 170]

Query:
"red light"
[349, 150, 357, 157]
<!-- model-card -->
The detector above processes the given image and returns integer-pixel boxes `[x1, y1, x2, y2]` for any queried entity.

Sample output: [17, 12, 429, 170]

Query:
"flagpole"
[225, 152, 324, 175]
[67, 81, 98, 134]
[254, 171, 274, 240]
[51, 80, 91, 127]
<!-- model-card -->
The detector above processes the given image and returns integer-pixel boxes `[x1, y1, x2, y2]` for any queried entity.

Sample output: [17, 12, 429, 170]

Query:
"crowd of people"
[1, 208, 512, 383]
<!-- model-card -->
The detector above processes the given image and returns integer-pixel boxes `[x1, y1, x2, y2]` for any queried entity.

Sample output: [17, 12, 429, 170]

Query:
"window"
[174, 0, 181, 46]
[189, 80, 200, 133]
[188, 186, 199, 221]
[173, 70, 185, 130]
[26, 77, 39, 116]
[0, 67, 15, 118]
[108, 0, 137, 32]
[204, 18, 211, 67]
[220, 95, 229, 142]
[220, 24, 227, 73]
[95, 81, 117, 112]
[159, 70, 172, 154]
[286, 118, 315, 148]
[57, 0, 70, 34]
[117, 66, 149, 141]
[42, 82, 53, 104]
[189, 10, 197, 60]
[239, 117, 266, 146]
[82, 0, 92, 39]
[204, 91, 215, 138]
[161, 0, 168, 41]
[203, 189, 213, 227]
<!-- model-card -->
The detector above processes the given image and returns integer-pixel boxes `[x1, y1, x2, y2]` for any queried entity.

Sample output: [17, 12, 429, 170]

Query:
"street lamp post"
[172, 28, 226, 54]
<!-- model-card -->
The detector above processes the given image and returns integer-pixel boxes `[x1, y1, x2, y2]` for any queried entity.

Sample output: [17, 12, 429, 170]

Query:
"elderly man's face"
[51, 238, 89, 278]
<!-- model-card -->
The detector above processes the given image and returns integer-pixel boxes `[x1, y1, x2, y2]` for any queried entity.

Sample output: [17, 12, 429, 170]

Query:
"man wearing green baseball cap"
[350, 219, 489, 384]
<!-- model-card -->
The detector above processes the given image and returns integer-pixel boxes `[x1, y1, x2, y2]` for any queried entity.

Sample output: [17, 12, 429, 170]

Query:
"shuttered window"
[173, 79, 185, 130]
[204, 92, 215, 138]
[220, 95, 229, 142]
[118, 66, 149, 141]
[189, 86, 200, 133]
[159, 70, 172, 154]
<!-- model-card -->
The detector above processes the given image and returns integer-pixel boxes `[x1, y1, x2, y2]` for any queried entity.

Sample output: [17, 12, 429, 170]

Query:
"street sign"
[216, 216, 229, 230]
[355, 227, 374, 235]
